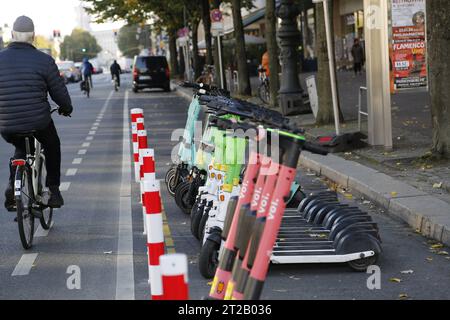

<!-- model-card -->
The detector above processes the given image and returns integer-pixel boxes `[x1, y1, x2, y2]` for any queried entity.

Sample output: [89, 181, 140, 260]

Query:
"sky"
[0, 0, 124, 38]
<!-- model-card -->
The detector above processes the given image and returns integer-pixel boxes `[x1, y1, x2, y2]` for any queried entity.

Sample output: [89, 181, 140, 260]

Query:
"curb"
[172, 83, 450, 247]
[300, 152, 450, 247]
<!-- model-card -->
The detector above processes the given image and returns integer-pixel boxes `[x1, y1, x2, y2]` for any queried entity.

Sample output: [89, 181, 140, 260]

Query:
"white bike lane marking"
[11, 254, 38, 276]
[115, 89, 135, 300]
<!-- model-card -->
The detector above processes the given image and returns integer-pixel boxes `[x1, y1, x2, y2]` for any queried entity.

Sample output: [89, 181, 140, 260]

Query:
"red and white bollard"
[140, 148, 155, 235]
[143, 179, 165, 300]
[160, 254, 189, 300]
[130, 108, 144, 182]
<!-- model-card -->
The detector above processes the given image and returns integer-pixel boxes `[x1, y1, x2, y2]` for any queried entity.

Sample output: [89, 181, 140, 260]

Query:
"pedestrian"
[351, 38, 365, 76]
[0, 16, 73, 210]
[261, 50, 270, 78]
[110, 60, 122, 87]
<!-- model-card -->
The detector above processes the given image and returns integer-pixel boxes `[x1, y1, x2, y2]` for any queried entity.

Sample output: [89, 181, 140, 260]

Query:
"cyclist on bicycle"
[110, 60, 122, 88]
[81, 57, 94, 90]
[0, 16, 73, 211]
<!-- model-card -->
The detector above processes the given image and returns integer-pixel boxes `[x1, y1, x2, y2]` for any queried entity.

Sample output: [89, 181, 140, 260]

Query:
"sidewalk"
[173, 82, 450, 247]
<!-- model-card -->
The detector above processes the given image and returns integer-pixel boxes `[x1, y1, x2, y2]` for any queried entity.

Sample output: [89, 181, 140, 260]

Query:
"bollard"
[160, 254, 189, 300]
[130, 108, 144, 183]
[136, 129, 148, 192]
[140, 148, 156, 236]
[143, 179, 165, 300]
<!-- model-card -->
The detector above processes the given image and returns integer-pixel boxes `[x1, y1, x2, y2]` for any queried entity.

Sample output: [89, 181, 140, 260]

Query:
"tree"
[314, 1, 343, 125]
[265, 0, 279, 107]
[427, 0, 450, 158]
[60, 29, 101, 62]
[230, 0, 252, 95]
[33, 35, 57, 58]
[117, 24, 141, 58]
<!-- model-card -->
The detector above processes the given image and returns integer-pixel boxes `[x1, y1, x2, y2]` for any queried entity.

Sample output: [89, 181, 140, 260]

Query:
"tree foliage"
[60, 29, 101, 62]
[117, 24, 152, 58]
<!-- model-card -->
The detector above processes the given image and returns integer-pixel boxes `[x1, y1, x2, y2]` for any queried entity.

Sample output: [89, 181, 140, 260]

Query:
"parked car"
[57, 61, 82, 83]
[132, 55, 170, 93]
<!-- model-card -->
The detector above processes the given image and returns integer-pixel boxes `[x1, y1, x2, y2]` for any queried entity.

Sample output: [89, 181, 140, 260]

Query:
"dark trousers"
[1, 120, 61, 187]
[354, 62, 362, 75]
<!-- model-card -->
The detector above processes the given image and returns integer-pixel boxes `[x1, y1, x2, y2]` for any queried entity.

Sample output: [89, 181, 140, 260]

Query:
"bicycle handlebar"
[303, 142, 329, 156]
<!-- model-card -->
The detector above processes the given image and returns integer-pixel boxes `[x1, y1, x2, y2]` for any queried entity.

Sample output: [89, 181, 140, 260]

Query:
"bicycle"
[113, 74, 119, 92]
[81, 76, 90, 98]
[257, 66, 270, 104]
[12, 109, 59, 249]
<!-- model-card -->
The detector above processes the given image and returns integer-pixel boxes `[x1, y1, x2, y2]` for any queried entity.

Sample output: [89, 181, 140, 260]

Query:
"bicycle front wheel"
[258, 82, 270, 104]
[16, 166, 35, 249]
[37, 155, 53, 230]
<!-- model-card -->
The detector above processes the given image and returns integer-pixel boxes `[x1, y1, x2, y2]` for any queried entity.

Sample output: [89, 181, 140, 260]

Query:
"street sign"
[211, 9, 222, 22]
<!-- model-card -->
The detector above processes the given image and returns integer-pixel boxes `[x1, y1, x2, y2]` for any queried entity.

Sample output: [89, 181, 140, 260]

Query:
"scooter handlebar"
[303, 142, 329, 156]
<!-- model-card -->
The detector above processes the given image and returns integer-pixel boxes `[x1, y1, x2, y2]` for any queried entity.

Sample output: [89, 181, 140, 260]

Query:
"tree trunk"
[192, 19, 202, 79]
[201, 0, 214, 66]
[231, 0, 252, 96]
[427, 0, 450, 158]
[168, 29, 179, 76]
[315, 2, 343, 125]
[266, 0, 279, 108]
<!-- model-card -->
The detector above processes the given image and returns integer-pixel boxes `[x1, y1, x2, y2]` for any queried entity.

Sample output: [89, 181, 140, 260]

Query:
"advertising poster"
[391, 0, 428, 92]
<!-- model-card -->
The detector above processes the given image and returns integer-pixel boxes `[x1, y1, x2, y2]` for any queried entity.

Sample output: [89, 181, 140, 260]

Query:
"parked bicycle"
[13, 109, 59, 249]
[257, 65, 270, 104]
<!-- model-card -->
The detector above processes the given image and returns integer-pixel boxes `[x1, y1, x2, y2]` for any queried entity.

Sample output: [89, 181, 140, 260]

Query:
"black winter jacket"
[0, 42, 73, 134]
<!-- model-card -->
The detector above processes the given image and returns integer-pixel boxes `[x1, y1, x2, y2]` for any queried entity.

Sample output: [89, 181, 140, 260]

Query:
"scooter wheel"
[165, 166, 176, 184]
[347, 254, 378, 272]
[175, 181, 193, 214]
[198, 208, 210, 241]
[199, 239, 220, 279]
[190, 201, 202, 238]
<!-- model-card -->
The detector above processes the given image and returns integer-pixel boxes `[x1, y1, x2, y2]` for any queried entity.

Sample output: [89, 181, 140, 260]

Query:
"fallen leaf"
[399, 293, 409, 299]
[391, 191, 398, 197]
[433, 182, 443, 189]
[344, 193, 353, 199]
[389, 278, 402, 283]
[430, 243, 444, 249]
[363, 200, 371, 205]
[426, 257, 433, 262]
[437, 251, 449, 256]
[400, 270, 414, 274]
[104, 251, 113, 254]
[207, 281, 213, 286]
[289, 276, 301, 280]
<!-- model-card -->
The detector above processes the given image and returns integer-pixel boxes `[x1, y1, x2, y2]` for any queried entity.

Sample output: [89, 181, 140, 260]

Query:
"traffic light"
[113, 29, 118, 37]
[53, 30, 61, 38]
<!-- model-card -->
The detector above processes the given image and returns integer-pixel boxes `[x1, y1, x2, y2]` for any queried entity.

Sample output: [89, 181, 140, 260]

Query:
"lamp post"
[277, 0, 306, 116]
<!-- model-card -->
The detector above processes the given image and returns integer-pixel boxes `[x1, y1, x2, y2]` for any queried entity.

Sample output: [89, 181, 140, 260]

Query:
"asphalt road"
[0, 74, 448, 300]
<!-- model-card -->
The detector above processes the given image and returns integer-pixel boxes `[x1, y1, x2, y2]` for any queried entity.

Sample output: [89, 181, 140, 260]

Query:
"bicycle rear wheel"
[37, 155, 53, 230]
[16, 166, 35, 249]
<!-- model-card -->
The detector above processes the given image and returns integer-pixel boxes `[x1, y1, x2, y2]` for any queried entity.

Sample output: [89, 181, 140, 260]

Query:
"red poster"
[391, 0, 428, 92]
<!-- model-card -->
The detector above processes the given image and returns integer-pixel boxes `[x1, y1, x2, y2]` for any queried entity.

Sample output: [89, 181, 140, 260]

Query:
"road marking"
[82, 142, 91, 148]
[72, 158, 83, 164]
[94, 122, 100, 126]
[89, 131, 96, 135]
[78, 149, 87, 155]
[91, 126, 98, 130]
[12, 254, 38, 276]
[162, 205, 176, 253]
[66, 168, 78, 176]
[86, 136, 94, 141]
[60, 182, 71, 192]
[116, 89, 135, 300]
[35, 221, 54, 237]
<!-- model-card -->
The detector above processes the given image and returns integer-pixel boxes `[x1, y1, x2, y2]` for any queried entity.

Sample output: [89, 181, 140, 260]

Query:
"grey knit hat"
[13, 16, 35, 33]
